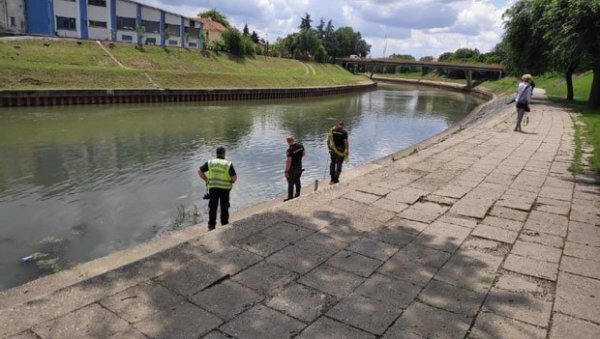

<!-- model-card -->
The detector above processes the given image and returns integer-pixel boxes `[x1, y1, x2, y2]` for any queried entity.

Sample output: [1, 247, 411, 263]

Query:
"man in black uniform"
[285, 136, 305, 201]
[328, 121, 349, 184]
[198, 146, 237, 231]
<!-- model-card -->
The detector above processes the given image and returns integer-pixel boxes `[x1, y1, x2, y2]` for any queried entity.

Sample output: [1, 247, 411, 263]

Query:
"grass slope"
[0, 39, 365, 89]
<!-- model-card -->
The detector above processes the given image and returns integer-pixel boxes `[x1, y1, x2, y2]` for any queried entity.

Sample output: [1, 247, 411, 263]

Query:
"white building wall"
[115, 0, 137, 43]
[87, 2, 109, 40]
[54, 0, 80, 38]
[140, 6, 159, 45]
[0, 0, 26, 33]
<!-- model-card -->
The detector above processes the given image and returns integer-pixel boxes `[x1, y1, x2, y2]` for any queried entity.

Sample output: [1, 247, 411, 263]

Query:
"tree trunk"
[590, 59, 600, 109]
[565, 66, 574, 101]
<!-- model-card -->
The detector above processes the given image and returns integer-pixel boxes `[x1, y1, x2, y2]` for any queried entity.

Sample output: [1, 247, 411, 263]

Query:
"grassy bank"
[0, 39, 365, 89]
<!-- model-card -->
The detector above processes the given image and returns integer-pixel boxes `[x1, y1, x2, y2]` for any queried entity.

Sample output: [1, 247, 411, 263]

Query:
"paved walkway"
[1, 93, 599, 339]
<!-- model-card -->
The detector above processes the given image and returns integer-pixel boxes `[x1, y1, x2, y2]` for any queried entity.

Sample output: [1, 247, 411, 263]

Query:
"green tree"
[299, 13, 312, 30]
[296, 28, 322, 60]
[250, 31, 259, 43]
[540, 0, 600, 106]
[198, 9, 231, 28]
[335, 27, 370, 57]
[221, 27, 256, 58]
[419, 56, 435, 62]
[243, 24, 250, 37]
[388, 54, 416, 61]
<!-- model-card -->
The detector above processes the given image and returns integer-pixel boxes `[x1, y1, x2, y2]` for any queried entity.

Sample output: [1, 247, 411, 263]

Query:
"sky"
[139, 0, 515, 58]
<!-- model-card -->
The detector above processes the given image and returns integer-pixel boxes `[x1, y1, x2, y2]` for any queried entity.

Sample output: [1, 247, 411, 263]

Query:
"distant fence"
[0, 83, 377, 107]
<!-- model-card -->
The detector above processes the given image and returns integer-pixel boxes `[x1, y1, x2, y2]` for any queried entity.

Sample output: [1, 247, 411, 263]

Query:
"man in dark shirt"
[198, 146, 237, 231]
[328, 121, 349, 184]
[285, 136, 305, 201]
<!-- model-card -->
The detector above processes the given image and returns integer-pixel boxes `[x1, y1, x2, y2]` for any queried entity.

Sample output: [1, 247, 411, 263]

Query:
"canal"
[0, 83, 484, 290]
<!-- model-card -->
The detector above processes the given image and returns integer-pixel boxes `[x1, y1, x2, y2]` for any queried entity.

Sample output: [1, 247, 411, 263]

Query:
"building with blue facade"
[12, 0, 203, 48]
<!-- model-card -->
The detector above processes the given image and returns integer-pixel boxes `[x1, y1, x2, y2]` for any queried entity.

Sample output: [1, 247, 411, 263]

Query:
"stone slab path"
[1, 93, 599, 339]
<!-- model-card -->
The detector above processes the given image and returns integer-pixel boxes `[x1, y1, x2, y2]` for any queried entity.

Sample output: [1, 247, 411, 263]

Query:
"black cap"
[216, 146, 226, 156]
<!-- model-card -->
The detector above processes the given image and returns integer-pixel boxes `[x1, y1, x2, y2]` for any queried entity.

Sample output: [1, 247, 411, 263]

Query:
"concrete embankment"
[0, 82, 376, 107]
[2, 81, 598, 339]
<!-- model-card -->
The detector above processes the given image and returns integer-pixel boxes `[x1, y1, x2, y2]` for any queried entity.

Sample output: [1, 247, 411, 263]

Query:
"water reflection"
[0, 83, 482, 289]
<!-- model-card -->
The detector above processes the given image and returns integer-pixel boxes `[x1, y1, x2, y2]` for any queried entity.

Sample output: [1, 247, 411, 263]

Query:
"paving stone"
[31, 304, 131, 339]
[489, 206, 528, 222]
[202, 331, 234, 339]
[371, 198, 409, 213]
[356, 183, 392, 197]
[220, 305, 304, 339]
[100, 281, 182, 323]
[368, 226, 419, 247]
[524, 211, 568, 237]
[535, 197, 571, 216]
[435, 249, 503, 292]
[418, 280, 486, 316]
[399, 202, 449, 223]
[257, 221, 315, 243]
[316, 226, 365, 246]
[106, 328, 149, 339]
[496, 190, 537, 211]
[347, 237, 398, 261]
[298, 265, 364, 298]
[265, 282, 337, 322]
[568, 221, 600, 246]
[519, 230, 564, 248]
[494, 274, 544, 294]
[344, 190, 382, 204]
[350, 205, 397, 223]
[199, 248, 263, 276]
[329, 197, 367, 213]
[423, 194, 458, 206]
[327, 293, 402, 335]
[461, 237, 504, 252]
[434, 184, 473, 199]
[413, 221, 471, 252]
[156, 259, 228, 297]
[354, 273, 421, 309]
[132, 301, 221, 339]
[503, 254, 558, 281]
[296, 316, 376, 339]
[480, 216, 523, 231]
[231, 262, 297, 295]
[483, 288, 552, 327]
[266, 239, 337, 274]
[539, 186, 573, 201]
[386, 217, 429, 233]
[379, 243, 452, 286]
[560, 256, 600, 280]
[468, 312, 546, 339]
[570, 207, 600, 225]
[191, 281, 263, 321]
[450, 196, 496, 219]
[564, 241, 600, 262]
[437, 213, 478, 229]
[325, 250, 383, 277]
[235, 233, 290, 257]
[472, 224, 518, 244]
[385, 302, 471, 339]
[511, 240, 562, 263]
[386, 187, 428, 204]
[550, 313, 600, 339]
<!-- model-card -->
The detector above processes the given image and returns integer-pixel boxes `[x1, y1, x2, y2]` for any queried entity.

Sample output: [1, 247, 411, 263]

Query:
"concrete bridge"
[338, 58, 504, 88]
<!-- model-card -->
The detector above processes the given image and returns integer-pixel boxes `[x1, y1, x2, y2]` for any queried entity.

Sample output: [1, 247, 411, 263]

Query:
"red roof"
[198, 18, 227, 32]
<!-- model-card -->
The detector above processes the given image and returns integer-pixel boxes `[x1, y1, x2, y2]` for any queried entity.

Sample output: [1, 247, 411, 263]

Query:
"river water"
[0, 83, 483, 290]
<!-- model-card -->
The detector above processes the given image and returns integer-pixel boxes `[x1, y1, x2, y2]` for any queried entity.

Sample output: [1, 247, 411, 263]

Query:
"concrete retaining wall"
[0, 82, 377, 107]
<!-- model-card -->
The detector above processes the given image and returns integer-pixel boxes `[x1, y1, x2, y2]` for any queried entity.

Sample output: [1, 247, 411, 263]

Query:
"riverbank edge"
[0, 77, 501, 309]
[0, 81, 376, 107]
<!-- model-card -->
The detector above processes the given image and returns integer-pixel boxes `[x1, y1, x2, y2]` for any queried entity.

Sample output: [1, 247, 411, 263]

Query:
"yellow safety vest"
[207, 158, 232, 189]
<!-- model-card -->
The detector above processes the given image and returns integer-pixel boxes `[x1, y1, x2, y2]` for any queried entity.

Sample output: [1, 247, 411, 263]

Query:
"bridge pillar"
[466, 70, 473, 88]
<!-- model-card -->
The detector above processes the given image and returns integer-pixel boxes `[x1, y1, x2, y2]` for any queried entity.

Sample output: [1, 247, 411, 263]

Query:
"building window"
[117, 17, 136, 31]
[89, 20, 107, 28]
[121, 35, 133, 41]
[142, 20, 160, 34]
[168, 39, 178, 45]
[188, 42, 197, 48]
[88, 0, 106, 6]
[56, 16, 77, 31]
[165, 24, 180, 37]
[10, 17, 16, 26]
[145, 38, 156, 45]
[185, 27, 201, 38]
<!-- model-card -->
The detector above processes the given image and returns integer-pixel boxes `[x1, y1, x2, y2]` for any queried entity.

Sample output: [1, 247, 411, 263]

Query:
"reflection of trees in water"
[0, 104, 254, 196]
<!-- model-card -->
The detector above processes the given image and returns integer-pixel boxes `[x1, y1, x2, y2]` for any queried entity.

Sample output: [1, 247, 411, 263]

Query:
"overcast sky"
[139, 0, 514, 58]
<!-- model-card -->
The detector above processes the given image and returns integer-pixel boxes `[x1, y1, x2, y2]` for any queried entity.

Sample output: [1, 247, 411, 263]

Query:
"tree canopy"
[198, 9, 231, 29]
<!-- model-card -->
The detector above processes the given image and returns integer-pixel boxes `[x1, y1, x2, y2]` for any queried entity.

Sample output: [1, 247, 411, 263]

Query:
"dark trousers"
[287, 166, 302, 199]
[208, 188, 230, 229]
[330, 152, 344, 182]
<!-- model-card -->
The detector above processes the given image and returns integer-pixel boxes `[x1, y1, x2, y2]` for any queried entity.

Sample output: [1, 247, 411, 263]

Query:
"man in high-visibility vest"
[198, 146, 237, 231]
[327, 121, 349, 184]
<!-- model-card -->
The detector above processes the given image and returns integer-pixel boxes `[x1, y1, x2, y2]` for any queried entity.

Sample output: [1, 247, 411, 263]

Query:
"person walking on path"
[198, 146, 237, 231]
[284, 136, 305, 201]
[328, 121, 349, 184]
[515, 74, 534, 132]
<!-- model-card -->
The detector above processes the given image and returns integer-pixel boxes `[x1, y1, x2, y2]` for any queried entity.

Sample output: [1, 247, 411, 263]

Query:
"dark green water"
[0, 83, 483, 290]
